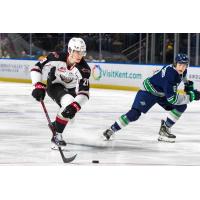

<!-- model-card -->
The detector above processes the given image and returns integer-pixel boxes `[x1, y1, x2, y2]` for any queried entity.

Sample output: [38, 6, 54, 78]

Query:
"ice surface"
[0, 82, 200, 165]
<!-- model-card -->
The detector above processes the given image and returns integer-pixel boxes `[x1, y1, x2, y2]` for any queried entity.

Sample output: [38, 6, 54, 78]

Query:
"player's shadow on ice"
[67, 142, 162, 153]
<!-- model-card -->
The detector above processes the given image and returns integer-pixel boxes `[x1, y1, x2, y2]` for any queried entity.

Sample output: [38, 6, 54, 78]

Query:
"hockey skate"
[51, 132, 67, 147]
[103, 128, 114, 140]
[48, 122, 67, 147]
[158, 120, 176, 143]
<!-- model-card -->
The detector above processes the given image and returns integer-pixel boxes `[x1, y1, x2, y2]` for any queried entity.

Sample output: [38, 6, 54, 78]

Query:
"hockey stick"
[40, 100, 77, 163]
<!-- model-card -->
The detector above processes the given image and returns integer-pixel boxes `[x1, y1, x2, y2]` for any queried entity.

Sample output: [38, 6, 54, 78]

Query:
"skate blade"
[158, 136, 175, 143]
[100, 134, 114, 141]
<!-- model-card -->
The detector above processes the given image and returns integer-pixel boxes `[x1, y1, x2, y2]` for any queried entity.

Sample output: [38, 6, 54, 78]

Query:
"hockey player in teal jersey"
[103, 53, 200, 142]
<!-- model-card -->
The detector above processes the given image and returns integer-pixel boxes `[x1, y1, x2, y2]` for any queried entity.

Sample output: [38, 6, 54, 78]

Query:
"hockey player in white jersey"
[31, 38, 91, 147]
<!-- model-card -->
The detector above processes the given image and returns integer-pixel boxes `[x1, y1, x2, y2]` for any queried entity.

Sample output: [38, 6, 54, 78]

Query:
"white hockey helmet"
[68, 37, 87, 56]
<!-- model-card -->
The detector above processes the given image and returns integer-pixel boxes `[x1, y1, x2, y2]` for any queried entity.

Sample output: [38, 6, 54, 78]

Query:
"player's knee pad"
[57, 94, 75, 120]
[60, 94, 74, 108]
[126, 108, 141, 122]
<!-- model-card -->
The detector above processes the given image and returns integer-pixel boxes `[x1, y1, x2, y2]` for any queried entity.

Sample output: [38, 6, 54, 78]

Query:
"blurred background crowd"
[0, 33, 199, 66]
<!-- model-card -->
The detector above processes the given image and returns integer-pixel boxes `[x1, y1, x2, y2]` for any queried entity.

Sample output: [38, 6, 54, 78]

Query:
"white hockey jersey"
[30, 52, 91, 106]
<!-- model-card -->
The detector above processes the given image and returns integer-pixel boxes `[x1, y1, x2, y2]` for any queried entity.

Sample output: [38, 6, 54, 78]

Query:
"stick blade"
[58, 147, 77, 163]
[63, 154, 77, 163]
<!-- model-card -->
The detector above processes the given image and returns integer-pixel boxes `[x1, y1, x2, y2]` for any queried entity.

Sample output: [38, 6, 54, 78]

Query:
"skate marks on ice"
[0, 82, 200, 165]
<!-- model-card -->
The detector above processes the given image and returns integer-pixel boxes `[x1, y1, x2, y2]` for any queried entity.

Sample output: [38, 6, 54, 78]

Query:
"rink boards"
[1, 58, 200, 91]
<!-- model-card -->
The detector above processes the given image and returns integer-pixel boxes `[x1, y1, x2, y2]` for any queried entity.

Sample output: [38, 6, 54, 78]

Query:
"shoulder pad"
[165, 66, 179, 83]
[47, 52, 67, 61]
[77, 59, 91, 78]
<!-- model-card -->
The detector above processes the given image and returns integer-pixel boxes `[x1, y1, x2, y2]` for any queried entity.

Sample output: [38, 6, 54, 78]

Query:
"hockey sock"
[165, 109, 182, 127]
[55, 115, 68, 133]
[111, 122, 121, 132]
[165, 118, 174, 128]
[111, 114, 130, 132]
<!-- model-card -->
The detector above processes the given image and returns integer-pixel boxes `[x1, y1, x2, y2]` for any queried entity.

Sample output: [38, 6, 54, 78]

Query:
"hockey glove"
[61, 102, 81, 119]
[184, 80, 194, 93]
[32, 82, 46, 101]
[188, 90, 200, 102]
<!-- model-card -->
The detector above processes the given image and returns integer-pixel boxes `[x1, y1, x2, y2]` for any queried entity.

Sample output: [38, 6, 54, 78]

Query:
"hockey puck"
[92, 160, 99, 163]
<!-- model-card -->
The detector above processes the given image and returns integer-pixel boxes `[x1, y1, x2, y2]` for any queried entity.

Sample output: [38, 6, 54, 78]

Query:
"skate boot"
[103, 128, 114, 140]
[158, 120, 176, 143]
[51, 132, 67, 147]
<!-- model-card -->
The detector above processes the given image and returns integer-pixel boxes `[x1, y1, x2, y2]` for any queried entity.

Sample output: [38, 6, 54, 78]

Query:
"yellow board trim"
[0, 77, 32, 83]
[91, 83, 139, 91]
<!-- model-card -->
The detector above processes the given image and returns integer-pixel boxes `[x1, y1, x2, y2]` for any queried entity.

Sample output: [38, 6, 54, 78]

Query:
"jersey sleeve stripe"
[143, 78, 165, 97]
[31, 68, 42, 73]
[167, 95, 178, 104]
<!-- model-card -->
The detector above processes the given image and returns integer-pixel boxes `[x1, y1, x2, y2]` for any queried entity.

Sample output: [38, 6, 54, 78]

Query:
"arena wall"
[0, 59, 200, 91]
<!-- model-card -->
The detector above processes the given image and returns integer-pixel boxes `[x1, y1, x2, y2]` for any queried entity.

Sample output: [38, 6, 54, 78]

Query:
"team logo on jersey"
[60, 74, 73, 83]
[81, 68, 91, 74]
[58, 67, 67, 72]
[92, 65, 102, 80]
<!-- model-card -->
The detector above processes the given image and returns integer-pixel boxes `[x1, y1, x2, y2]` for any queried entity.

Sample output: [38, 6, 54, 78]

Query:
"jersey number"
[83, 78, 89, 86]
